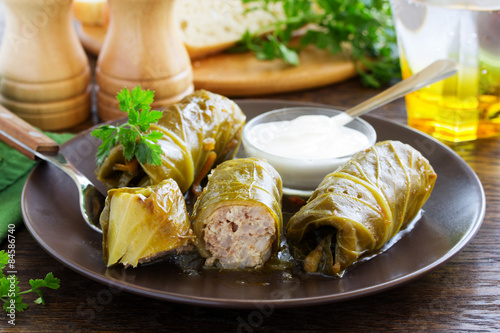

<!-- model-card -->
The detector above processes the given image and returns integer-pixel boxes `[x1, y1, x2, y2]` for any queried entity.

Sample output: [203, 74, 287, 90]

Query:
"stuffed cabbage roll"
[95, 90, 246, 193]
[192, 158, 283, 269]
[100, 179, 195, 267]
[286, 140, 437, 277]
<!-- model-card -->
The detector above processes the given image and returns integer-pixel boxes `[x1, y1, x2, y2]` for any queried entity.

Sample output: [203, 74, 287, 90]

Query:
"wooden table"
[1, 22, 500, 333]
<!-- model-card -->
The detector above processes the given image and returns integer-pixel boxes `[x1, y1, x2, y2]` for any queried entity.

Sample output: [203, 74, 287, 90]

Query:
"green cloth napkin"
[0, 132, 75, 242]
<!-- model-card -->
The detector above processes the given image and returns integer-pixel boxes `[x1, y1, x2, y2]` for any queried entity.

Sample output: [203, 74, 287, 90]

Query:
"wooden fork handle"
[0, 105, 59, 160]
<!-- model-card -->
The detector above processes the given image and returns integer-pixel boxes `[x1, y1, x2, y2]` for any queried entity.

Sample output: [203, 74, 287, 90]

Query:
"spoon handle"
[345, 59, 458, 119]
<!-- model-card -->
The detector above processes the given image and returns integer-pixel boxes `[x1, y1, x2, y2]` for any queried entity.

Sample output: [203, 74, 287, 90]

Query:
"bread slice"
[73, 0, 283, 59]
[175, 0, 284, 59]
[72, 0, 109, 26]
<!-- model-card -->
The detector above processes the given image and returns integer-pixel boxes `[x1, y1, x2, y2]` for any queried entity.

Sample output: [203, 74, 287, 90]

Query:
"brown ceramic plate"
[22, 100, 485, 309]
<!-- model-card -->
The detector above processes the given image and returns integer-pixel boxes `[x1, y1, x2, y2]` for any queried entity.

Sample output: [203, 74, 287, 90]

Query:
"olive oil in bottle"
[392, 0, 500, 142]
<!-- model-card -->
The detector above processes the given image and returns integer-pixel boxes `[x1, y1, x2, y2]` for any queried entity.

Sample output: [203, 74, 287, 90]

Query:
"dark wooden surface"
[1, 14, 500, 333]
[3, 76, 500, 333]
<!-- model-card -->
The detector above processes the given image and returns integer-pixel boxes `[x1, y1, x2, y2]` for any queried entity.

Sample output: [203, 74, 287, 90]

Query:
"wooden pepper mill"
[0, 0, 91, 131]
[96, 0, 193, 121]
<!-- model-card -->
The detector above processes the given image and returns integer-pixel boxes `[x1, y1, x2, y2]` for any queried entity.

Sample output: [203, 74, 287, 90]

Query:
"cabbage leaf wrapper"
[192, 158, 283, 270]
[96, 90, 246, 193]
[286, 140, 437, 277]
[100, 179, 195, 267]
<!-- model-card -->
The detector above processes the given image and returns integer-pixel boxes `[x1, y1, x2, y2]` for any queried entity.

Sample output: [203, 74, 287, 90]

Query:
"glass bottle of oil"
[391, 0, 500, 142]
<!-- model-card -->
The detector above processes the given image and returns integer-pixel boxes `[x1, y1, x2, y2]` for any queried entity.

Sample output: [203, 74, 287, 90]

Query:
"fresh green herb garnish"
[0, 250, 60, 312]
[92, 86, 164, 166]
[233, 0, 400, 87]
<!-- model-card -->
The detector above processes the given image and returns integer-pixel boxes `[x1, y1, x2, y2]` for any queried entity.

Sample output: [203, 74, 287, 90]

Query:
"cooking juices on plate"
[93, 89, 436, 277]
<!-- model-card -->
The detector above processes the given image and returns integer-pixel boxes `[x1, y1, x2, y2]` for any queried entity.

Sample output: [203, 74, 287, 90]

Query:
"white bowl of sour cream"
[242, 107, 376, 196]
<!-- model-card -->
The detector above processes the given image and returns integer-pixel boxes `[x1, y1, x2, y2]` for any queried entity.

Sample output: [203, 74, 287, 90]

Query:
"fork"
[0, 105, 104, 234]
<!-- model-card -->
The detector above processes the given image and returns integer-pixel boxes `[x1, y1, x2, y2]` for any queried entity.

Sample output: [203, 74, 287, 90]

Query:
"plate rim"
[21, 99, 486, 309]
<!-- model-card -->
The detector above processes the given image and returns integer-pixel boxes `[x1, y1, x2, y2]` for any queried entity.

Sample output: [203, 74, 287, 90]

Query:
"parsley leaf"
[2, 275, 28, 312]
[0, 277, 8, 298]
[0, 251, 59, 313]
[234, 0, 400, 87]
[0, 250, 8, 279]
[91, 86, 165, 166]
[28, 273, 61, 305]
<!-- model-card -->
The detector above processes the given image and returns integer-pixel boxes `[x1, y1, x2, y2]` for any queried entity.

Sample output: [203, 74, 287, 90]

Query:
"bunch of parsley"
[233, 0, 400, 88]
[0, 250, 60, 312]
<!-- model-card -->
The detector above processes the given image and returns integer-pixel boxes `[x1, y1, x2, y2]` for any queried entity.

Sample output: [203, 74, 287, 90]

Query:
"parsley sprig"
[233, 0, 400, 88]
[0, 250, 60, 312]
[92, 86, 164, 166]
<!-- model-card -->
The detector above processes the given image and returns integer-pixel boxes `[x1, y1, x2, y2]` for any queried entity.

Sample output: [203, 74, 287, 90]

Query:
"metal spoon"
[329, 59, 459, 127]
[0, 106, 104, 234]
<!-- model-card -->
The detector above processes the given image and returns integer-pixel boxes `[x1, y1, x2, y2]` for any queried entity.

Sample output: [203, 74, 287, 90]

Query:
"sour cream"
[242, 110, 376, 194]
[246, 115, 369, 159]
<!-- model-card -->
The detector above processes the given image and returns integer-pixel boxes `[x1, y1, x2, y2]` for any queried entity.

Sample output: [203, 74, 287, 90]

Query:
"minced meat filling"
[204, 205, 276, 269]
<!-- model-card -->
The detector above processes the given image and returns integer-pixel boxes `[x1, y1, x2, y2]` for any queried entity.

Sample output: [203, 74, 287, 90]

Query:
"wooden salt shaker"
[0, 0, 91, 131]
[96, 0, 193, 121]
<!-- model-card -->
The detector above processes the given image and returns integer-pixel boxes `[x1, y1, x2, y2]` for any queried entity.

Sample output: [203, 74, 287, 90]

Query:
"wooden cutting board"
[77, 24, 358, 97]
